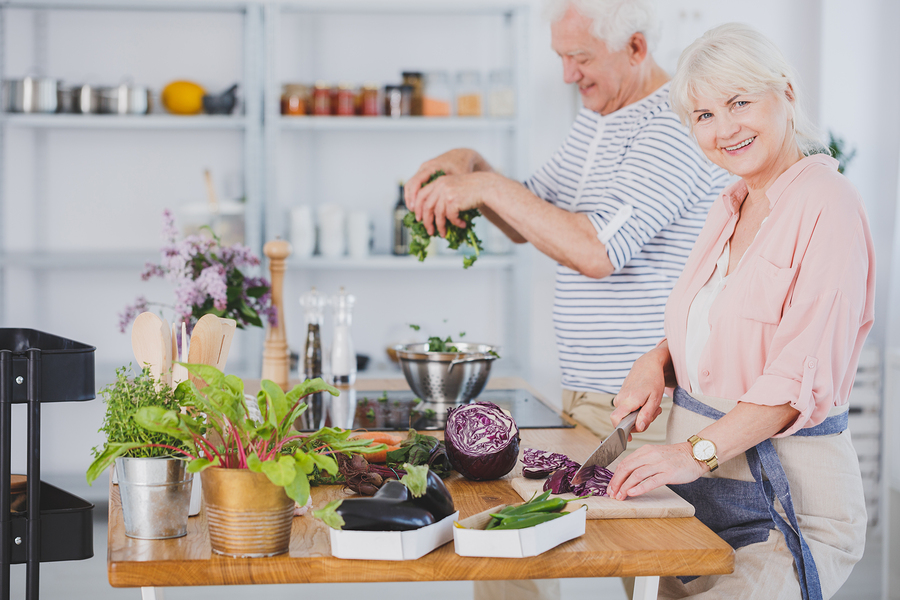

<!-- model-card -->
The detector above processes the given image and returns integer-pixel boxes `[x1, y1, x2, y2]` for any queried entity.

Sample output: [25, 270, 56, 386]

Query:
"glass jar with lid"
[488, 69, 516, 117]
[313, 81, 332, 115]
[360, 83, 379, 116]
[281, 84, 309, 116]
[384, 84, 412, 118]
[335, 82, 355, 116]
[455, 70, 483, 117]
[401, 71, 424, 116]
[422, 71, 451, 117]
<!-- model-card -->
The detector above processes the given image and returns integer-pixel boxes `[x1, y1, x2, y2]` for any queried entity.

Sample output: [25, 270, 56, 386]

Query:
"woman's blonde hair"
[669, 23, 825, 154]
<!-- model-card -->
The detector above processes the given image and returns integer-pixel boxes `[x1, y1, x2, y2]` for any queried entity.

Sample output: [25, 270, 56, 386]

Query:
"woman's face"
[690, 88, 796, 184]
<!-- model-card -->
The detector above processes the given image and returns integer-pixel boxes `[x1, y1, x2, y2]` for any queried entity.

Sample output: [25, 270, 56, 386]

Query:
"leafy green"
[313, 499, 346, 530]
[86, 366, 189, 485]
[387, 428, 452, 477]
[427, 335, 459, 353]
[403, 170, 483, 268]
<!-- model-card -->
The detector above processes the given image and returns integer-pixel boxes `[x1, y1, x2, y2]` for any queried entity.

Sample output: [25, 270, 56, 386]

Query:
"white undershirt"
[685, 242, 730, 395]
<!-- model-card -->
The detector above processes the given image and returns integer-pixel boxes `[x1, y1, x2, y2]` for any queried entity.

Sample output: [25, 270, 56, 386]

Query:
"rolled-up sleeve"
[582, 116, 714, 271]
[738, 209, 874, 435]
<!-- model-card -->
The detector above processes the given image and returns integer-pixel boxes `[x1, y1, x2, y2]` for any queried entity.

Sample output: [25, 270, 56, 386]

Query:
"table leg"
[633, 575, 659, 600]
[141, 587, 165, 600]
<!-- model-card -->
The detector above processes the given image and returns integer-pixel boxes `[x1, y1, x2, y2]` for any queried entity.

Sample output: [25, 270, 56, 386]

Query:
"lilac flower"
[121, 210, 273, 335]
[118, 297, 149, 333]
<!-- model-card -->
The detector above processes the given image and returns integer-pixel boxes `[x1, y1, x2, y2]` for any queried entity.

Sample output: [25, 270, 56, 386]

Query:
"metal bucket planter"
[115, 456, 193, 540]
[200, 468, 294, 558]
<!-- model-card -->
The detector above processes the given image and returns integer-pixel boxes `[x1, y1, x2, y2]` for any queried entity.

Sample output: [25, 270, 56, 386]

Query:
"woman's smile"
[723, 136, 756, 153]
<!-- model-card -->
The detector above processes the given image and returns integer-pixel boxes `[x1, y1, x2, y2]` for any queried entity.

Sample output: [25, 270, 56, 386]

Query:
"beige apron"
[659, 390, 866, 600]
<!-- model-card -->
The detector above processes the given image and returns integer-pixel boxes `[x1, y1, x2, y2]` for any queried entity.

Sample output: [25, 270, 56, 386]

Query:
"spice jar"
[402, 71, 424, 116]
[488, 69, 516, 117]
[384, 84, 412, 118]
[281, 84, 309, 116]
[422, 71, 451, 117]
[336, 82, 355, 116]
[455, 70, 483, 117]
[361, 83, 379, 116]
[313, 81, 332, 116]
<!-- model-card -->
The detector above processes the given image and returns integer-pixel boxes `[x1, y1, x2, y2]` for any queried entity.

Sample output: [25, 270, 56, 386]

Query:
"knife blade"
[570, 409, 640, 485]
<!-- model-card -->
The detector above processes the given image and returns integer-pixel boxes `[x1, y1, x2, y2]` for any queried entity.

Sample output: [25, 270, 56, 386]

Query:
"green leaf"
[85, 442, 146, 485]
[313, 499, 345, 530]
[284, 469, 311, 506]
[133, 407, 194, 444]
[308, 452, 339, 476]
[181, 363, 226, 389]
[245, 285, 269, 298]
[246, 452, 263, 473]
[186, 456, 219, 473]
[260, 379, 288, 427]
[400, 464, 429, 498]
[290, 378, 340, 400]
[260, 455, 296, 487]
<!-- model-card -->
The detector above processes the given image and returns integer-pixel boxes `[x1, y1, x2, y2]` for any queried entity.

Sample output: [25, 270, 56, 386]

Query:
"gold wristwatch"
[688, 435, 719, 472]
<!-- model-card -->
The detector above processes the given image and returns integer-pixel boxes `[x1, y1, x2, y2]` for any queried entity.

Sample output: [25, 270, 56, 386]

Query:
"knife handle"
[617, 410, 640, 435]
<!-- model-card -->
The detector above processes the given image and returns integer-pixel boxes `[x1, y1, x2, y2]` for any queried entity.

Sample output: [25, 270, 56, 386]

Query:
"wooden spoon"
[131, 312, 166, 388]
[160, 318, 172, 388]
[215, 318, 237, 371]
[188, 313, 223, 387]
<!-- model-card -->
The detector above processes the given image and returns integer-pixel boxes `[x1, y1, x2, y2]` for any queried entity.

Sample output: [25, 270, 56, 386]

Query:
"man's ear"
[628, 32, 649, 65]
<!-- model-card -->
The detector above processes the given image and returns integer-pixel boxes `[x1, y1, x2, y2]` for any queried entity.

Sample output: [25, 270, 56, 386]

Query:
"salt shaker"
[330, 287, 357, 385]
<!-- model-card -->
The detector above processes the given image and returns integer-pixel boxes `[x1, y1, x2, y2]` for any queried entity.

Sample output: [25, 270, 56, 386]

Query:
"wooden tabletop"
[108, 377, 733, 588]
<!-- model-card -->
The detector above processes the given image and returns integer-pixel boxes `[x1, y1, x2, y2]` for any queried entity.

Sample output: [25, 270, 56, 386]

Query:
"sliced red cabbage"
[523, 449, 613, 497]
[444, 401, 520, 481]
[522, 448, 579, 479]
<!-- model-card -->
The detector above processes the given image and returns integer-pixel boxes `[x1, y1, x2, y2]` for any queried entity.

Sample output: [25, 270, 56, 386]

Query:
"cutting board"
[511, 477, 695, 519]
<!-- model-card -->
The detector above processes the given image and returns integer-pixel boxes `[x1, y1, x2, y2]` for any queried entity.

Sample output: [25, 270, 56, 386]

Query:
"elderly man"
[407, 0, 729, 467]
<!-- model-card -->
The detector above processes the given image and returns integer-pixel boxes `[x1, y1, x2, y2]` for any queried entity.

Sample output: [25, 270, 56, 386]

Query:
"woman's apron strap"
[671, 387, 846, 600]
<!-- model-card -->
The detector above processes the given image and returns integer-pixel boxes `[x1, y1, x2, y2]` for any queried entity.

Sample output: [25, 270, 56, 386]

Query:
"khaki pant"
[562, 390, 672, 456]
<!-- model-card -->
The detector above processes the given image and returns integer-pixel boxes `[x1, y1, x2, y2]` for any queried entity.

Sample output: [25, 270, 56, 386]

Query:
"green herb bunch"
[403, 170, 484, 269]
[89, 365, 191, 470]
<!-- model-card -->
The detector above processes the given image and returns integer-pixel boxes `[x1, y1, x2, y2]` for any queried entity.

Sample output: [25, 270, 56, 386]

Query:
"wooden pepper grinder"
[262, 239, 292, 390]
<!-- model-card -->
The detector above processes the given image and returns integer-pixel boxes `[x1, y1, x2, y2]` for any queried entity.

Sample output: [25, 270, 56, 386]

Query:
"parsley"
[403, 170, 484, 268]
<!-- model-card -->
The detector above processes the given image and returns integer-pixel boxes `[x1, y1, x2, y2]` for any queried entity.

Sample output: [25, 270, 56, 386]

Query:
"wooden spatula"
[131, 312, 166, 388]
[160, 318, 172, 388]
[215, 318, 237, 371]
[188, 314, 223, 387]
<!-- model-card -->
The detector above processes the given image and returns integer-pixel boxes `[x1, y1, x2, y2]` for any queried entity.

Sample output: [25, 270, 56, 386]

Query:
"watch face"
[693, 439, 716, 461]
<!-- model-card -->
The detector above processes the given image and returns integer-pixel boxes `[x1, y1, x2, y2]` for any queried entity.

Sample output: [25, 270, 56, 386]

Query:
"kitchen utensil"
[202, 84, 238, 115]
[172, 321, 189, 387]
[394, 342, 499, 404]
[160, 317, 172, 387]
[98, 84, 151, 115]
[511, 477, 694, 519]
[188, 313, 223, 386]
[131, 312, 166, 387]
[570, 409, 639, 486]
[2, 77, 58, 113]
[215, 318, 237, 371]
[330, 287, 356, 385]
[56, 85, 77, 113]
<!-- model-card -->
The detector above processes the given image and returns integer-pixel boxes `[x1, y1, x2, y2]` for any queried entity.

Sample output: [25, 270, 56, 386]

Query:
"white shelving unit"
[263, 1, 532, 374]
[0, 0, 533, 378]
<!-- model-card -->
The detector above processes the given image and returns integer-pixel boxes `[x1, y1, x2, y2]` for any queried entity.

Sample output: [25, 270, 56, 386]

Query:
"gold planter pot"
[200, 468, 295, 557]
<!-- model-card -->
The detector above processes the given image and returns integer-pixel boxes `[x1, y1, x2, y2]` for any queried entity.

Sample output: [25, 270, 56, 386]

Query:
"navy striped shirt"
[524, 84, 730, 393]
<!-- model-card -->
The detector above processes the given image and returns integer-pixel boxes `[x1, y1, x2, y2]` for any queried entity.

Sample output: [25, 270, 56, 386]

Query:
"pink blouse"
[664, 154, 875, 436]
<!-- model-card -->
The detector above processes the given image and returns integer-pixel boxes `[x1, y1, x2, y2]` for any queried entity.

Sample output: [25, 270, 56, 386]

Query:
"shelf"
[0, 251, 157, 270]
[0, 113, 249, 130]
[277, 1, 527, 16]
[287, 254, 515, 270]
[277, 116, 516, 132]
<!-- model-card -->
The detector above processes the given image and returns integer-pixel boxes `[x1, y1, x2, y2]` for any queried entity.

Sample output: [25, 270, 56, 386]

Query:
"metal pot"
[59, 84, 100, 114]
[98, 84, 151, 115]
[395, 342, 499, 404]
[115, 456, 193, 540]
[2, 77, 58, 113]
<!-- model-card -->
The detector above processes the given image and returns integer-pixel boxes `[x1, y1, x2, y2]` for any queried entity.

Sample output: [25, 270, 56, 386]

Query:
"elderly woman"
[606, 23, 873, 600]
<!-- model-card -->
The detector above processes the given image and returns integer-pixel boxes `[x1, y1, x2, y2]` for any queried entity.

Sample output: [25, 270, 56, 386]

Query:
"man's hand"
[405, 148, 488, 212]
[414, 172, 506, 238]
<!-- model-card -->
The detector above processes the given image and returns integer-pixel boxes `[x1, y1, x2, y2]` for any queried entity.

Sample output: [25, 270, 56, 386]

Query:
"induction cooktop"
[293, 388, 574, 432]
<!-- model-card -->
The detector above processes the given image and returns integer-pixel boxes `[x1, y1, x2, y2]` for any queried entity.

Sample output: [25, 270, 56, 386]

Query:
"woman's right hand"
[612, 342, 672, 437]
[404, 148, 486, 212]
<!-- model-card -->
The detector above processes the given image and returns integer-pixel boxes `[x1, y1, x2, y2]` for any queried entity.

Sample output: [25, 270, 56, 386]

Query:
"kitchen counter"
[107, 377, 733, 599]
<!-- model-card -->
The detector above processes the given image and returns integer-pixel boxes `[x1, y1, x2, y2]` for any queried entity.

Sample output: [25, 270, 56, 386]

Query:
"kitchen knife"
[571, 409, 640, 485]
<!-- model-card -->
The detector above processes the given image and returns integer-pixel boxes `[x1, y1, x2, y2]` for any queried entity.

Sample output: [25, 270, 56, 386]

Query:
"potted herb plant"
[86, 366, 194, 540]
[127, 364, 379, 557]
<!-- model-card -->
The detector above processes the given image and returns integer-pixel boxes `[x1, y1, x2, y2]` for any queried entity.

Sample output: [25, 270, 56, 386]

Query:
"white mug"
[347, 211, 371, 258]
[318, 204, 346, 258]
[290, 205, 315, 259]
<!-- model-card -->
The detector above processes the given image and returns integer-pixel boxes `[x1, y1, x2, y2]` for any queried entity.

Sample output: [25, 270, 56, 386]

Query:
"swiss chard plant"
[86, 364, 385, 506]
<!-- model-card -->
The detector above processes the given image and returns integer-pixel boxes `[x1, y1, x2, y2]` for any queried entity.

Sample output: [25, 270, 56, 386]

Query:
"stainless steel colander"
[394, 342, 499, 404]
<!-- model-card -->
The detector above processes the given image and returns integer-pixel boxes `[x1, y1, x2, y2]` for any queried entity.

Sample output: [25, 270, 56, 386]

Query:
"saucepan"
[2, 77, 59, 113]
[98, 84, 152, 115]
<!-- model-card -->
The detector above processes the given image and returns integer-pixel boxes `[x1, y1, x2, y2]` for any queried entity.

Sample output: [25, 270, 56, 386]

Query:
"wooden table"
[108, 378, 733, 599]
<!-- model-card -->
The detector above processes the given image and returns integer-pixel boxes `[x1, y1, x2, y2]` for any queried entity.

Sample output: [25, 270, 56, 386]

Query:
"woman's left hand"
[606, 442, 706, 500]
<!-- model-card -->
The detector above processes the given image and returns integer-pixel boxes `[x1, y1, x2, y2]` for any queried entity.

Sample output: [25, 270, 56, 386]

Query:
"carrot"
[364, 444, 402, 464]
[351, 432, 404, 446]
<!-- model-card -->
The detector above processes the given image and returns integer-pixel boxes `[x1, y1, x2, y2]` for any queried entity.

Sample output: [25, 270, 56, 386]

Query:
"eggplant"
[335, 498, 435, 531]
[374, 479, 411, 502]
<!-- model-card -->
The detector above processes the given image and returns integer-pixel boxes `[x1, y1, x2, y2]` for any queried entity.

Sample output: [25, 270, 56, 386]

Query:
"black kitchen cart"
[0, 329, 95, 600]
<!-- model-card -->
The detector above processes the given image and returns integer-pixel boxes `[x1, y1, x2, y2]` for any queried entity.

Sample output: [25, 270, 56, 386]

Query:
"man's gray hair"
[669, 23, 825, 154]
[543, 0, 660, 52]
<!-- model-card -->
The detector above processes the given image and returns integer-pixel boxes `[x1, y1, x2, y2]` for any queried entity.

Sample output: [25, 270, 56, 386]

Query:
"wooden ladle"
[131, 312, 167, 388]
[188, 313, 223, 387]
